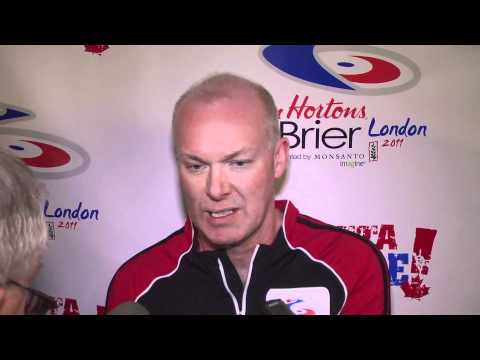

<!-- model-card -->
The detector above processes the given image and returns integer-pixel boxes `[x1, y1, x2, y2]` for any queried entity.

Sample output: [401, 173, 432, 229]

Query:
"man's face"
[0, 283, 27, 315]
[0, 259, 41, 315]
[174, 94, 287, 249]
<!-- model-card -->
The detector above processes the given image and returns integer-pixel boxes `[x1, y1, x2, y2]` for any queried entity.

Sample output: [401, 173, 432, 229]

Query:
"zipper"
[217, 245, 260, 315]
[217, 259, 240, 314]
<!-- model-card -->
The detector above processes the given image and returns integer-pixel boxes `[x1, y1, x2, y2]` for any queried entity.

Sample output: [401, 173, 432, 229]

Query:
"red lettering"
[376, 224, 398, 250]
[323, 98, 342, 119]
[356, 225, 372, 240]
[314, 105, 324, 118]
[332, 107, 343, 119]
[304, 106, 316, 119]
[401, 228, 437, 300]
[283, 95, 367, 120]
[359, 106, 366, 118]
[343, 106, 366, 119]
[63, 298, 80, 315]
[342, 107, 354, 118]
[97, 305, 106, 315]
[286, 95, 308, 119]
[347, 225, 356, 233]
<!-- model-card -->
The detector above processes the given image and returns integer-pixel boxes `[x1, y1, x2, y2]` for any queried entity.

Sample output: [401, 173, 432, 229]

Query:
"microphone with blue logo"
[265, 299, 295, 315]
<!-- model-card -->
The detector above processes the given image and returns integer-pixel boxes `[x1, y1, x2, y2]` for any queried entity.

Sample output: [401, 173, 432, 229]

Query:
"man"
[106, 73, 390, 315]
[0, 149, 56, 315]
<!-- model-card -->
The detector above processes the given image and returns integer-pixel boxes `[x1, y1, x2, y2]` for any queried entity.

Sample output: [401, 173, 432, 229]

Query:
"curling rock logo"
[0, 104, 90, 179]
[260, 45, 421, 96]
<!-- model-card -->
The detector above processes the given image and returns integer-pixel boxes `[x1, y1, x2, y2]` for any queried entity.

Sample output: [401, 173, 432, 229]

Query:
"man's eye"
[230, 160, 251, 168]
[186, 164, 205, 172]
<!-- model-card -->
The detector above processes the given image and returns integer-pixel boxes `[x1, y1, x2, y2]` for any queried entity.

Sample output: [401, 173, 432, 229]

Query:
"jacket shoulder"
[105, 227, 189, 312]
[295, 214, 382, 259]
[291, 213, 391, 314]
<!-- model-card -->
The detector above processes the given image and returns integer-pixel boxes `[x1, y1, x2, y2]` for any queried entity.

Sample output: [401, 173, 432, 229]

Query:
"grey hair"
[0, 149, 48, 286]
[172, 73, 279, 153]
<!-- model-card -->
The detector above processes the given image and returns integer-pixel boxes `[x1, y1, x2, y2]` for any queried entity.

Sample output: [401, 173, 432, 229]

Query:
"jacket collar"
[182, 199, 299, 251]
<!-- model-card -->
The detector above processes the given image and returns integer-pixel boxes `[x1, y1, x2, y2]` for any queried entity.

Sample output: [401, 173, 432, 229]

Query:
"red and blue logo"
[0, 103, 90, 179]
[284, 298, 316, 315]
[260, 45, 421, 96]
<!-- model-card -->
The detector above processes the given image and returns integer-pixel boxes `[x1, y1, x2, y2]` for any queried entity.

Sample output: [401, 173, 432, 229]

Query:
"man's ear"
[273, 137, 289, 179]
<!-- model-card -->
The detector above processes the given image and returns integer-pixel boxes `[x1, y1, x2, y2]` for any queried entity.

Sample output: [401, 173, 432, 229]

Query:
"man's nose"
[206, 165, 231, 200]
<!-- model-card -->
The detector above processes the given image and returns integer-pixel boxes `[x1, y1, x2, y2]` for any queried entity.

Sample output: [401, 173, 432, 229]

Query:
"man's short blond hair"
[172, 73, 279, 152]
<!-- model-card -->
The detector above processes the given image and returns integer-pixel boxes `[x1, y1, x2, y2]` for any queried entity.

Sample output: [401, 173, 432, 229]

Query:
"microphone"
[265, 299, 295, 315]
[107, 302, 150, 315]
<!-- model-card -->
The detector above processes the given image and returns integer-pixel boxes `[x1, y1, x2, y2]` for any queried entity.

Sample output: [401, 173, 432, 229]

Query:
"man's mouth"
[207, 208, 237, 218]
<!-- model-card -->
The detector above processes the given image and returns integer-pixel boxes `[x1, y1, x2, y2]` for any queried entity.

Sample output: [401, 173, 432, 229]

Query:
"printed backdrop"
[0, 45, 478, 314]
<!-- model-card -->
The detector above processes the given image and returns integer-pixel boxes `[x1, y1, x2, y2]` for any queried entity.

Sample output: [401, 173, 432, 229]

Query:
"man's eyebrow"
[179, 148, 254, 164]
[180, 154, 209, 164]
[221, 148, 254, 162]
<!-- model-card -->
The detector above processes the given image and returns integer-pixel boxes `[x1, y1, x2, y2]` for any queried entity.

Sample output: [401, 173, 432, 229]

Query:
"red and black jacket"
[106, 200, 390, 315]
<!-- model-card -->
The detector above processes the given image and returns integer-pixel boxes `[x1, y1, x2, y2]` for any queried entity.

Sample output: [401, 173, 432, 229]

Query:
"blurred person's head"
[0, 149, 52, 314]
[172, 73, 289, 251]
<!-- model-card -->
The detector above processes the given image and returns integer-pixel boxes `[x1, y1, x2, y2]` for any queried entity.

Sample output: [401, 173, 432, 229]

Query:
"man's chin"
[199, 230, 244, 249]
[208, 236, 241, 248]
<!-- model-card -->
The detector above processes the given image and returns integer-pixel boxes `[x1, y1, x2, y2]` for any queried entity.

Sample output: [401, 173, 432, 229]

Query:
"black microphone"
[265, 299, 295, 315]
[107, 302, 150, 315]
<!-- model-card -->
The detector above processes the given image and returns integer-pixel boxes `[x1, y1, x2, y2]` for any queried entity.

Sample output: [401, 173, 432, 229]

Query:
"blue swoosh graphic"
[262, 45, 354, 90]
[0, 108, 31, 122]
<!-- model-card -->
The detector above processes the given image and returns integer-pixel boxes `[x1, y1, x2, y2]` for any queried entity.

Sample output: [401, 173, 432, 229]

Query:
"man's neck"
[226, 207, 283, 285]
